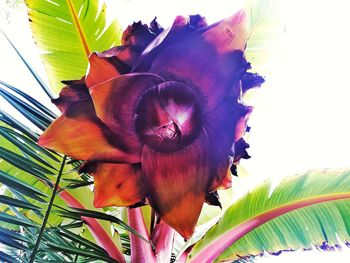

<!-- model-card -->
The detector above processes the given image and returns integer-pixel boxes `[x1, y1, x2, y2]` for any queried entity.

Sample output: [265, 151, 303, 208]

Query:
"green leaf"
[0, 195, 41, 211]
[0, 127, 58, 169]
[0, 110, 39, 141]
[25, 0, 122, 93]
[244, 0, 284, 74]
[55, 207, 151, 247]
[0, 146, 53, 181]
[0, 170, 47, 202]
[57, 228, 109, 255]
[0, 30, 54, 99]
[43, 242, 119, 262]
[0, 211, 36, 227]
[0, 233, 29, 251]
[189, 169, 350, 262]
[0, 126, 59, 162]
[0, 80, 57, 119]
[0, 86, 52, 130]
[0, 251, 18, 263]
[29, 156, 67, 263]
[0, 226, 31, 242]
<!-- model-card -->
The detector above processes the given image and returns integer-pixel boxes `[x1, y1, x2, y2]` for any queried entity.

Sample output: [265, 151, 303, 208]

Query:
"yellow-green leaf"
[25, 0, 122, 93]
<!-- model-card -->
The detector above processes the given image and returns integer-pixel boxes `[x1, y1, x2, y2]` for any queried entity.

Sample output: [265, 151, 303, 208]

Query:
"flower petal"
[234, 138, 251, 163]
[38, 100, 140, 163]
[241, 72, 265, 93]
[204, 99, 250, 191]
[52, 78, 90, 113]
[205, 191, 222, 208]
[86, 20, 163, 88]
[122, 20, 163, 46]
[89, 73, 164, 153]
[133, 15, 207, 71]
[202, 10, 247, 54]
[82, 162, 146, 207]
[85, 52, 122, 88]
[148, 11, 248, 111]
[141, 132, 210, 238]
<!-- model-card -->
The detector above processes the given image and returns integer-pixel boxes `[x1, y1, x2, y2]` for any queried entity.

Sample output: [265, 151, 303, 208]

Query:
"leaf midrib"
[66, 0, 90, 57]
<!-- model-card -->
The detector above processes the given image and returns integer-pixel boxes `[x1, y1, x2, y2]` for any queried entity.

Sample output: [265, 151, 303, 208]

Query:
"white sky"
[1, 0, 350, 262]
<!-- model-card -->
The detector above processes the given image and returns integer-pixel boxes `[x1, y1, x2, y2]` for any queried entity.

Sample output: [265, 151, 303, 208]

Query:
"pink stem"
[189, 193, 350, 262]
[178, 249, 191, 263]
[152, 221, 175, 262]
[59, 190, 126, 263]
[127, 208, 156, 263]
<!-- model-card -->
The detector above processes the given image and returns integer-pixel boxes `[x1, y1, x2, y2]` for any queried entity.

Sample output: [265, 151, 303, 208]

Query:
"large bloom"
[39, 11, 264, 238]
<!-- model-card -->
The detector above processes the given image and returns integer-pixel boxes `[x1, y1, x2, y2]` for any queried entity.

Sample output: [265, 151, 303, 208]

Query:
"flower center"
[134, 81, 203, 153]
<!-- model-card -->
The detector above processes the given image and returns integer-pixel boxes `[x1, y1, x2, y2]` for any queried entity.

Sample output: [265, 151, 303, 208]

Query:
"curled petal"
[141, 132, 210, 238]
[234, 138, 251, 163]
[241, 72, 265, 93]
[204, 100, 250, 191]
[82, 162, 146, 207]
[38, 100, 140, 163]
[122, 19, 163, 46]
[52, 78, 90, 113]
[148, 11, 248, 111]
[205, 191, 222, 208]
[234, 106, 253, 142]
[90, 73, 164, 153]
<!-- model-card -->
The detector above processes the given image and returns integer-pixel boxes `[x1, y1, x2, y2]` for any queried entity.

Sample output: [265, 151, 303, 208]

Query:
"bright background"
[1, 0, 350, 262]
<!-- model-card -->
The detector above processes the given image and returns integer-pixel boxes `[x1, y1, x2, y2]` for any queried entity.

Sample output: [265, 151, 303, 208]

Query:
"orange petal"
[89, 73, 164, 150]
[83, 162, 146, 207]
[85, 52, 121, 88]
[38, 100, 140, 163]
[148, 11, 248, 111]
[141, 132, 210, 238]
[204, 100, 250, 191]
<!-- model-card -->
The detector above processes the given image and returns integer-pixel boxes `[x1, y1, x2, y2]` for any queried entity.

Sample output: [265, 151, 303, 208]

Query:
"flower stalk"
[127, 208, 156, 262]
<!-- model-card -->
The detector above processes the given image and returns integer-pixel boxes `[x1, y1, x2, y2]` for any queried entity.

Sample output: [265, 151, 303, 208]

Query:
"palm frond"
[0, 80, 124, 261]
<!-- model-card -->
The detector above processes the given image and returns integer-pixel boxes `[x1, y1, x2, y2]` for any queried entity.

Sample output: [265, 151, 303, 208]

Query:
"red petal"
[141, 132, 210, 238]
[148, 11, 248, 111]
[38, 100, 140, 163]
[84, 162, 146, 207]
[204, 100, 250, 191]
[52, 78, 90, 113]
[89, 73, 164, 153]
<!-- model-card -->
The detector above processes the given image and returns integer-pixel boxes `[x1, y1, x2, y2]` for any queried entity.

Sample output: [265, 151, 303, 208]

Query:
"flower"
[38, 11, 264, 238]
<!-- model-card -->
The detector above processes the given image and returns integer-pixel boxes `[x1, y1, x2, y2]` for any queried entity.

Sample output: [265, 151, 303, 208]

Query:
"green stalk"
[29, 155, 67, 263]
